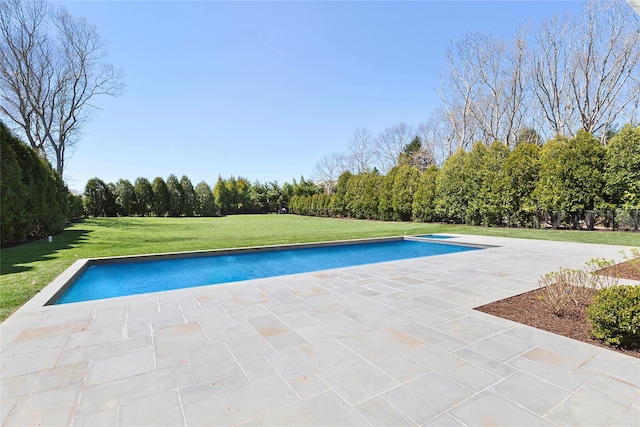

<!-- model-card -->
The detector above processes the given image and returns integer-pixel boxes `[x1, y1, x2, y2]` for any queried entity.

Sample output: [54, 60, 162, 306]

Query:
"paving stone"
[492, 371, 572, 415]
[199, 319, 256, 343]
[579, 349, 640, 387]
[375, 353, 432, 383]
[507, 356, 584, 392]
[226, 304, 271, 321]
[0, 346, 65, 378]
[118, 391, 184, 426]
[401, 309, 443, 326]
[1, 361, 88, 399]
[546, 382, 638, 426]
[436, 315, 508, 343]
[343, 303, 407, 329]
[421, 413, 464, 426]
[179, 370, 250, 406]
[267, 339, 359, 380]
[3, 383, 81, 426]
[296, 317, 370, 342]
[318, 358, 399, 405]
[340, 326, 424, 362]
[1, 397, 19, 425]
[240, 357, 278, 383]
[60, 336, 151, 365]
[247, 314, 292, 337]
[448, 391, 551, 426]
[276, 312, 319, 329]
[355, 396, 416, 426]
[66, 325, 124, 348]
[72, 407, 118, 426]
[414, 295, 457, 311]
[451, 347, 517, 378]
[86, 347, 155, 386]
[466, 331, 534, 362]
[154, 322, 210, 357]
[286, 374, 329, 399]
[225, 334, 274, 362]
[394, 321, 466, 352]
[90, 306, 127, 329]
[406, 344, 501, 392]
[613, 404, 640, 427]
[505, 325, 602, 362]
[241, 390, 368, 426]
[388, 299, 426, 313]
[186, 343, 240, 383]
[382, 372, 473, 424]
[183, 376, 299, 426]
[265, 330, 308, 351]
[77, 362, 193, 416]
[522, 347, 583, 373]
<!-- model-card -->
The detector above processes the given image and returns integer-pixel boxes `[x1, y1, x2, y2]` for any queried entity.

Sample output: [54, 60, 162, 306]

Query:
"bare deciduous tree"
[570, 0, 640, 142]
[347, 127, 377, 173]
[374, 122, 413, 173]
[439, 30, 531, 149]
[312, 151, 345, 195]
[0, 0, 123, 177]
[532, 0, 640, 142]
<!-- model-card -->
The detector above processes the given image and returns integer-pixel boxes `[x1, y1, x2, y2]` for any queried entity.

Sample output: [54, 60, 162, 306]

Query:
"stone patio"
[1, 235, 639, 426]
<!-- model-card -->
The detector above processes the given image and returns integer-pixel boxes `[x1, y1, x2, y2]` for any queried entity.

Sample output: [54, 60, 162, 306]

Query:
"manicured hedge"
[1, 123, 78, 247]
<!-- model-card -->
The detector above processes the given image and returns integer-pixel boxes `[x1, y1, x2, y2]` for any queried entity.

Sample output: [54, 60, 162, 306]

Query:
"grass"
[1, 215, 638, 321]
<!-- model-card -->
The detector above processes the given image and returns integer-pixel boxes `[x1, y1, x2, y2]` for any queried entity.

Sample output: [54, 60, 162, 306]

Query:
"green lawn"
[1, 215, 638, 321]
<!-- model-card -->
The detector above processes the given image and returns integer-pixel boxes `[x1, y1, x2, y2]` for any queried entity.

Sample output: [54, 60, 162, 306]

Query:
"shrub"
[587, 285, 640, 348]
[538, 268, 588, 315]
[583, 257, 620, 289]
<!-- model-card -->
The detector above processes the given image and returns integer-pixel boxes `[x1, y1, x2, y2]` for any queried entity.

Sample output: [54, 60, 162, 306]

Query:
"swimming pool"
[52, 237, 483, 305]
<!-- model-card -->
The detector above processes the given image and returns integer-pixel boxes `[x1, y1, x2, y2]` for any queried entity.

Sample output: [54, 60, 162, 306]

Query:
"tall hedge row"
[290, 126, 640, 229]
[1, 123, 81, 247]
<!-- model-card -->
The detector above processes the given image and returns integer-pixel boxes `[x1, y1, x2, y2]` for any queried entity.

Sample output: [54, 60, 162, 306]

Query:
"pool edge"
[30, 235, 496, 308]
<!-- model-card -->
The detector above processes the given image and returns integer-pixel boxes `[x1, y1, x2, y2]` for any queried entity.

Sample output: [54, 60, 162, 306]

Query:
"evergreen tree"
[435, 149, 468, 223]
[133, 177, 153, 216]
[412, 165, 439, 222]
[166, 174, 183, 217]
[84, 178, 110, 217]
[502, 142, 541, 227]
[392, 165, 421, 221]
[180, 175, 197, 216]
[151, 177, 170, 217]
[194, 181, 216, 216]
[535, 131, 606, 228]
[604, 124, 640, 209]
[114, 179, 135, 216]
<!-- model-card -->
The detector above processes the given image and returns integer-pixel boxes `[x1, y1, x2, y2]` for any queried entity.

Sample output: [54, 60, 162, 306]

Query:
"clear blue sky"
[59, 0, 586, 192]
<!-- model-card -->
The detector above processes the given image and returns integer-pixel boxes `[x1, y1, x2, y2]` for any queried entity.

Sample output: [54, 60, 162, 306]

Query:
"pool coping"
[32, 235, 494, 309]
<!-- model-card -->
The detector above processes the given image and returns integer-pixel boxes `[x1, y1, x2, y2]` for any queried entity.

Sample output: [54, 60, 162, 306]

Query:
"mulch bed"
[475, 260, 640, 359]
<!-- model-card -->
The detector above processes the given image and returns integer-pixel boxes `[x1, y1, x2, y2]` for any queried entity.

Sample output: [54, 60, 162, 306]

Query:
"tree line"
[1, 122, 83, 247]
[83, 174, 320, 218]
[313, 0, 639, 186]
[294, 125, 640, 230]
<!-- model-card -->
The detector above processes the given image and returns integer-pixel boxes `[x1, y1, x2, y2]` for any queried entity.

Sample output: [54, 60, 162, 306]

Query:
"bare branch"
[0, 0, 124, 177]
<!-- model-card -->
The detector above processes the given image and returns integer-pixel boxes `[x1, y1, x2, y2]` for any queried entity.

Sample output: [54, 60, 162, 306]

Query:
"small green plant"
[584, 257, 620, 289]
[538, 268, 587, 315]
[587, 285, 640, 348]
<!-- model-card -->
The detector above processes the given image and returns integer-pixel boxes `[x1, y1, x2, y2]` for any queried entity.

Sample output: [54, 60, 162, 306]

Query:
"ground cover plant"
[2, 215, 638, 322]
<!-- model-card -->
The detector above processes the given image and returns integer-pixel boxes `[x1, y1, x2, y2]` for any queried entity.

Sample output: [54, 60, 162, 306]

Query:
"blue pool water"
[54, 239, 479, 304]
